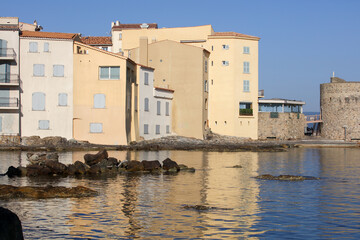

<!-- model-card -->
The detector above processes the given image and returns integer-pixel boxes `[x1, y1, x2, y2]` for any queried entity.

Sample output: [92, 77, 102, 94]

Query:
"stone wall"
[320, 82, 360, 140]
[0, 135, 20, 145]
[258, 112, 306, 140]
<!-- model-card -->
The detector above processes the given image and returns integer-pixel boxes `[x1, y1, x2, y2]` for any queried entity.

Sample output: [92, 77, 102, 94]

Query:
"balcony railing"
[0, 74, 20, 85]
[239, 108, 253, 116]
[0, 48, 16, 59]
[0, 97, 19, 108]
[258, 89, 264, 98]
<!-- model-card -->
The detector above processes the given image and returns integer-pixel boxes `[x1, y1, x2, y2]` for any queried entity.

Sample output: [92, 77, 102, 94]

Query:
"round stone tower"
[320, 77, 360, 140]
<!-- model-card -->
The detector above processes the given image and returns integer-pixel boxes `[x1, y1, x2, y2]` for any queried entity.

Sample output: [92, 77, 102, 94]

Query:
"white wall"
[20, 37, 73, 139]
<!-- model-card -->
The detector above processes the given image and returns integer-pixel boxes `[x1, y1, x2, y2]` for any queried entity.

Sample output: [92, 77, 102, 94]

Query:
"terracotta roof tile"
[210, 32, 260, 40]
[80, 36, 112, 45]
[0, 25, 19, 30]
[20, 31, 78, 40]
[112, 23, 158, 30]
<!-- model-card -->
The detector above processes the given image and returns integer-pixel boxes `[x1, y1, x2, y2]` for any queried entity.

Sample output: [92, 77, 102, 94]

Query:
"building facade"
[73, 41, 136, 145]
[20, 31, 78, 139]
[0, 17, 20, 137]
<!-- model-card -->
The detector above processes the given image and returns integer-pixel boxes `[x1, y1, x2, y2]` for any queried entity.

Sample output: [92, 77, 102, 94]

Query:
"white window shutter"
[32, 92, 45, 110]
[94, 94, 106, 108]
[58, 93, 68, 106]
[53, 65, 64, 77]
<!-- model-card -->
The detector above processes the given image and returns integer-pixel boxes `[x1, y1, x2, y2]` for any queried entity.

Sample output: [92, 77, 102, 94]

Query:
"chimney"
[116, 21, 120, 26]
[139, 37, 148, 65]
[111, 22, 114, 28]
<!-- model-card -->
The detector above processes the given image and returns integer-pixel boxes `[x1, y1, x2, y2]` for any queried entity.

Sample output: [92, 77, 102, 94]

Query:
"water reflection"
[0, 148, 360, 239]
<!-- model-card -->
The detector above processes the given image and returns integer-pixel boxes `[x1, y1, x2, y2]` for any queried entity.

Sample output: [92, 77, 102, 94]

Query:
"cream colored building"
[0, 17, 20, 136]
[73, 41, 136, 145]
[129, 39, 209, 139]
[113, 23, 260, 139]
[20, 31, 79, 139]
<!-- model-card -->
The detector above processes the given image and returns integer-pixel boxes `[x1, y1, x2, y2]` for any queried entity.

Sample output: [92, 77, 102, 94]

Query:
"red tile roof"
[0, 25, 19, 30]
[20, 31, 79, 40]
[210, 32, 260, 40]
[112, 23, 158, 30]
[81, 36, 112, 45]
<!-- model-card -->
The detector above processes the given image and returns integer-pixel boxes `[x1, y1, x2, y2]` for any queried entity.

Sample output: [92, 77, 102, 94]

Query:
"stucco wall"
[258, 112, 306, 140]
[320, 82, 360, 140]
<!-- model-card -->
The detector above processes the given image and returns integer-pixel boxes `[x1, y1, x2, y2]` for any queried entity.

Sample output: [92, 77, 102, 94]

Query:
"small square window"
[222, 61, 229, 66]
[39, 120, 49, 130]
[33, 64, 45, 77]
[222, 44, 229, 50]
[243, 46, 250, 54]
[144, 124, 149, 134]
[53, 65, 64, 77]
[90, 123, 103, 133]
[29, 42, 38, 52]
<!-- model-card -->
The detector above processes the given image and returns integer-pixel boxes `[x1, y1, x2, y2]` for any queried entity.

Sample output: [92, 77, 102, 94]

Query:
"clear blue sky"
[3, 0, 360, 111]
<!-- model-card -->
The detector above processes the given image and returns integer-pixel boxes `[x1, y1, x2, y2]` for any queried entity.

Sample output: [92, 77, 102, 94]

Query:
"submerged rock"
[0, 185, 97, 199]
[178, 164, 195, 172]
[182, 205, 233, 211]
[226, 165, 243, 168]
[126, 160, 144, 172]
[163, 158, 180, 172]
[0, 207, 24, 240]
[255, 174, 319, 181]
[84, 149, 108, 166]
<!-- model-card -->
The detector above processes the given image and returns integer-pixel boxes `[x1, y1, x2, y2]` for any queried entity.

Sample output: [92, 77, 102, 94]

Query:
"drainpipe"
[343, 125, 347, 141]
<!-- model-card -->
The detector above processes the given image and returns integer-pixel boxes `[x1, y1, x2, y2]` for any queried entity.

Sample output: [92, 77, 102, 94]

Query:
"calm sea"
[0, 148, 359, 239]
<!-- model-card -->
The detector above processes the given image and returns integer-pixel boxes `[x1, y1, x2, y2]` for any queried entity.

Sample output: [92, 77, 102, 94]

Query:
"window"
[166, 102, 170, 116]
[58, 93, 68, 106]
[157, 101, 161, 115]
[243, 80, 250, 92]
[44, 42, 49, 52]
[90, 123, 103, 133]
[99, 66, 120, 80]
[243, 62, 250, 73]
[119, 33, 122, 39]
[204, 80, 209, 92]
[94, 94, 106, 108]
[222, 44, 229, 50]
[0, 116, 2, 132]
[32, 92, 45, 111]
[156, 125, 160, 134]
[102, 47, 108, 51]
[205, 60, 208, 73]
[211, 46, 214, 51]
[144, 98, 149, 111]
[39, 120, 49, 130]
[243, 46, 250, 54]
[222, 61, 229, 66]
[134, 96, 138, 111]
[239, 102, 253, 116]
[53, 65, 64, 77]
[211, 61, 213, 66]
[166, 125, 170, 134]
[144, 124, 149, 134]
[29, 42, 38, 52]
[144, 72, 149, 85]
[33, 64, 44, 76]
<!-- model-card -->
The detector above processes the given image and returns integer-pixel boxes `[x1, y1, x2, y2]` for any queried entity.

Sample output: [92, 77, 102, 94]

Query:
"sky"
[3, 0, 360, 111]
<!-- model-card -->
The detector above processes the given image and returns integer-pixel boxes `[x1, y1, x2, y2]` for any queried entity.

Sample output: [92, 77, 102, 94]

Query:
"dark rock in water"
[26, 164, 52, 177]
[0, 207, 24, 240]
[126, 160, 144, 172]
[107, 157, 119, 167]
[226, 165, 242, 168]
[0, 185, 97, 199]
[142, 160, 162, 172]
[182, 205, 233, 211]
[178, 164, 196, 172]
[255, 174, 319, 181]
[5, 166, 22, 177]
[44, 160, 67, 174]
[84, 150, 108, 166]
[67, 161, 88, 175]
[120, 160, 129, 168]
[87, 164, 101, 175]
[162, 158, 180, 172]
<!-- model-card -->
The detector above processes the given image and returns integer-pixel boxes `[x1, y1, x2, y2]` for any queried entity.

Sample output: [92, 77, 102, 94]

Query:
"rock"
[178, 164, 196, 172]
[46, 152, 59, 161]
[0, 207, 24, 240]
[162, 158, 180, 172]
[0, 185, 97, 199]
[21, 136, 44, 146]
[126, 160, 144, 172]
[120, 160, 129, 168]
[68, 139, 79, 145]
[255, 174, 319, 181]
[26, 164, 52, 177]
[5, 166, 22, 177]
[28, 152, 47, 164]
[87, 164, 101, 175]
[68, 161, 88, 175]
[18, 167, 27, 177]
[142, 160, 162, 172]
[44, 160, 67, 175]
[99, 157, 118, 168]
[84, 150, 108, 166]
[43, 136, 67, 146]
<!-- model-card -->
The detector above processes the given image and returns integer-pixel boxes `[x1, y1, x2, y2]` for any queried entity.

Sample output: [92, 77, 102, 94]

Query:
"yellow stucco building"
[73, 41, 136, 145]
[112, 23, 259, 139]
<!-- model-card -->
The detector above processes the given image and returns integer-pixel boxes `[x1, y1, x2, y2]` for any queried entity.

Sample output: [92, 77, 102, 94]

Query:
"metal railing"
[0, 74, 20, 84]
[0, 97, 19, 108]
[0, 48, 16, 58]
[258, 89, 264, 97]
[306, 114, 322, 123]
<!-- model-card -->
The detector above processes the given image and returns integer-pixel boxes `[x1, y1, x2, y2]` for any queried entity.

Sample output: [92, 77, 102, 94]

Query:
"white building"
[20, 31, 79, 139]
[137, 65, 173, 140]
[0, 17, 20, 135]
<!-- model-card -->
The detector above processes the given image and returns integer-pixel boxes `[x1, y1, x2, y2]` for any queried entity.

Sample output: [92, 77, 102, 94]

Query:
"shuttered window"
[157, 101, 161, 115]
[144, 124, 149, 134]
[53, 65, 64, 77]
[32, 92, 45, 111]
[99, 67, 120, 80]
[29, 42, 38, 52]
[243, 80, 250, 92]
[144, 72, 149, 85]
[166, 125, 170, 134]
[144, 98, 149, 111]
[33, 64, 44, 76]
[94, 94, 106, 108]
[243, 62, 250, 73]
[39, 120, 49, 130]
[166, 102, 169, 116]
[44, 42, 49, 52]
[156, 125, 160, 134]
[90, 123, 103, 133]
[58, 93, 68, 106]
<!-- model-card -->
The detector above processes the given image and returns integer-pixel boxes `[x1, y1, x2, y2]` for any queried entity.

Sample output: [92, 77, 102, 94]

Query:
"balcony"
[0, 74, 20, 86]
[0, 97, 19, 110]
[258, 89, 264, 98]
[0, 48, 16, 60]
[239, 108, 253, 116]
